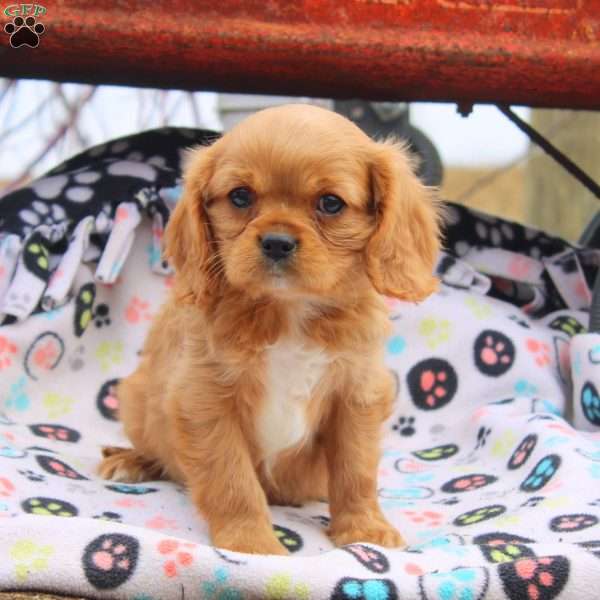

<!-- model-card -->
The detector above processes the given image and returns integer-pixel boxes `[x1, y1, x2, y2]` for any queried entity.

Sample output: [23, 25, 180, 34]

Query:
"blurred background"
[1, 80, 599, 243]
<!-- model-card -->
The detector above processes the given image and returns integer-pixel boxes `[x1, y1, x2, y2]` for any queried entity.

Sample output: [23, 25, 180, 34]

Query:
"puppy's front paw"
[329, 516, 405, 548]
[213, 525, 289, 556]
[97, 447, 161, 482]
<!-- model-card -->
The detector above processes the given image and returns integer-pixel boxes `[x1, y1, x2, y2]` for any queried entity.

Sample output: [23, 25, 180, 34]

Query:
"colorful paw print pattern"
[330, 577, 397, 600]
[29, 423, 80, 443]
[22, 496, 78, 517]
[23, 235, 50, 280]
[441, 473, 497, 494]
[407, 358, 458, 410]
[35, 455, 88, 480]
[454, 504, 506, 527]
[82, 533, 139, 590]
[581, 382, 600, 426]
[520, 455, 561, 492]
[549, 513, 599, 533]
[0, 445, 27, 459]
[1, 129, 600, 599]
[508, 434, 538, 470]
[418, 567, 489, 600]
[549, 316, 585, 337]
[97, 378, 120, 421]
[474, 330, 515, 377]
[474, 532, 535, 564]
[74, 282, 96, 337]
[24, 331, 65, 381]
[499, 556, 569, 600]
[274, 525, 303, 553]
[342, 545, 389, 574]
[105, 483, 158, 495]
[157, 538, 195, 578]
[413, 444, 459, 461]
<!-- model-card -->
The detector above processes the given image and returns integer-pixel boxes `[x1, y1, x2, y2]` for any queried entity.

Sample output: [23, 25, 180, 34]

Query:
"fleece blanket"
[1, 128, 600, 600]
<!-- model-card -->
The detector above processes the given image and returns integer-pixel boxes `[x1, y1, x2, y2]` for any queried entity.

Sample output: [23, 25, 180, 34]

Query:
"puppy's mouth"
[263, 260, 292, 289]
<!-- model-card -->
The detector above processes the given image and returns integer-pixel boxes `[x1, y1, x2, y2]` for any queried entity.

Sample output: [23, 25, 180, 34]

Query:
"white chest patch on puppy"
[258, 338, 330, 467]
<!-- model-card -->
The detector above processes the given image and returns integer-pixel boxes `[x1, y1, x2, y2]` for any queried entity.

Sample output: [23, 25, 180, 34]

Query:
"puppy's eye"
[317, 194, 345, 215]
[228, 187, 253, 209]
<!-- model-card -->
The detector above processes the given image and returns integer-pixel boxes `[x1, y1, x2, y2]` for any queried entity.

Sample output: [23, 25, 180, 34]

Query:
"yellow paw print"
[43, 392, 74, 418]
[266, 574, 310, 600]
[465, 297, 493, 319]
[543, 496, 570, 509]
[10, 539, 53, 582]
[494, 514, 521, 527]
[491, 430, 516, 458]
[419, 317, 451, 350]
[95, 341, 124, 372]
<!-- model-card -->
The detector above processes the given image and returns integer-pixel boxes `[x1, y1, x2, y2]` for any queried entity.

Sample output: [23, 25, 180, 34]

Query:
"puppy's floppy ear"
[164, 146, 215, 303]
[365, 140, 443, 302]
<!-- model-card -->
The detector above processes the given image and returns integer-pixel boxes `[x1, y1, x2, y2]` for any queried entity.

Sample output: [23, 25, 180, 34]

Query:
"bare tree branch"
[1, 86, 97, 195]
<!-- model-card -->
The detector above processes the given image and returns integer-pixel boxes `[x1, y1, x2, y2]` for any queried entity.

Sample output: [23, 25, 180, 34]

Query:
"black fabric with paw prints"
[0, 127, 218, 321]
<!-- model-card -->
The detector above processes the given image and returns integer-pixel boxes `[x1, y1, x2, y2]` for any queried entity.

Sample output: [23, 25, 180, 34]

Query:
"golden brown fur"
[98, 104, 443, 555]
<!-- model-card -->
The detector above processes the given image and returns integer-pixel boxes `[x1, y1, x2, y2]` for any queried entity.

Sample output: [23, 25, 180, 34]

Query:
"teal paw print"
[409, 535, 468, 557]
[202, 567, 243, 600]
[5, 377, 29, 412]
[331, 577, 397, 600]
[386, 335, 406, 355]
[146, 243, 162, 269]
[514, 379, 537, 397]
[520, 454, 561, 492]
[589, 345, 600, 364]
[419, 567, 489, 600]
[581, 382, 600, 426]
[379, 486, 431, 509]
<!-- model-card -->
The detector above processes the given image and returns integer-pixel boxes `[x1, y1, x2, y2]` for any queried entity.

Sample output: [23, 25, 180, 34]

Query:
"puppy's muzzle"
[260, 233, 298, 262]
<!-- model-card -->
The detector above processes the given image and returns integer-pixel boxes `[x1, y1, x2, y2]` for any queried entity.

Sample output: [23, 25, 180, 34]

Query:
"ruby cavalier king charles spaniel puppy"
[99, 104, 442, 555]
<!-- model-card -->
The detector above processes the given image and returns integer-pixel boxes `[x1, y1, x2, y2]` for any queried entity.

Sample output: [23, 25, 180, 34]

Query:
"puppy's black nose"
[260, 233, 298, 261]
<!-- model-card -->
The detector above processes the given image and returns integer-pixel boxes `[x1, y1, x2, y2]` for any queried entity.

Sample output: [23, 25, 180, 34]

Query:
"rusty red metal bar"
[1, 1, 599, 109]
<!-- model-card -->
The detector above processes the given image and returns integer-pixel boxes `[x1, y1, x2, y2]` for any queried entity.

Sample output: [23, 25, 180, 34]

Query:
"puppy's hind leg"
[98, 447, 164, 483]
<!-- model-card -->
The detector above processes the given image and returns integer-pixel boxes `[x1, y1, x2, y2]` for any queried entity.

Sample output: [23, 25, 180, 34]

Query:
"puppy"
[98, 104, 442, 555]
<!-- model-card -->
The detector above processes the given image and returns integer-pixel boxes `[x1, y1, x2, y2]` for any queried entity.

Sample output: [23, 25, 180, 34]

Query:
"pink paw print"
[508, 256, 532, 279]
[402, 510, 444, 527]
[152, 223, 164, 240]
[125, 296, 152, 324]
[48, 268, 64, 285]
[0, 477, 15, 497]
[526, 339, 551, 367]
[146, 514, 178, 530]
[115, 498, 145, 509]
[550, 513, 598, 532]
[157, 538, 196, 578]
[115, 206, 130, 223]
[33, 341, 58, 370]
[0, 336, 17, 370]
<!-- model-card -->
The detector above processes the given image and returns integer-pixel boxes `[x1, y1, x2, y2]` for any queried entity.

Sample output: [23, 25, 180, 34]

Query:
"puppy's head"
[165, 104, 442, 305]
